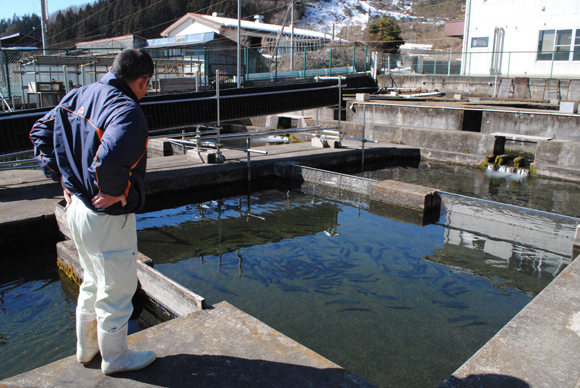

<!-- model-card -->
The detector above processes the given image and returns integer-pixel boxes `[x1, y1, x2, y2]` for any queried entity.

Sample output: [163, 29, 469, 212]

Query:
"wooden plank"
[56, 240, 205, 316]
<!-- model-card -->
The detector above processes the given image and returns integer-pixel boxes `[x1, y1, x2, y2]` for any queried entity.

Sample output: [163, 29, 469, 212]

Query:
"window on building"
[538, 29, 580, 61]
[471, 37, 489, 48]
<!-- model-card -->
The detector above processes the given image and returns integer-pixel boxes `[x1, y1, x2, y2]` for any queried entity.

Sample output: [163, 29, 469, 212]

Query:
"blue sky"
[0, 0, 89, 21]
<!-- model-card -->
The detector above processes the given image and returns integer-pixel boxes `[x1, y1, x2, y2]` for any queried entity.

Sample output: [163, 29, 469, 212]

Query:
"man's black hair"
[112, 49, 154, 82]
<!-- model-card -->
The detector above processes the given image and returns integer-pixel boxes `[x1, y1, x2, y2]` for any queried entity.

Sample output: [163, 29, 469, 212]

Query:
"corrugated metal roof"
[145, 32, 236, 48]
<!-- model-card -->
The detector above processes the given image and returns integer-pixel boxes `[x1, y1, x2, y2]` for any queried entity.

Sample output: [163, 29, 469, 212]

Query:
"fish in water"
[211, 283, 240, 297]
[338, 308, 373, 313]
[279, 284, 309, 293]
[447, 315, 480, 323]
[384, 305, 413, 310]
[354, 287, 399, 301]
[461, 321, 487, 327]
[314, 290, 343, 296]
[432, 300, 469, 309]
[372, 294, 400, 301]
[325, 298, 360, 306]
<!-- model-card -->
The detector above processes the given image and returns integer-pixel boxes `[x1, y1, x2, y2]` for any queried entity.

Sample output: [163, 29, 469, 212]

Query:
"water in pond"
[0, 244, 76, 381]
[136, 185, 574, 388]
[347, 159, 580, 218]
[0, 244, 148, 381]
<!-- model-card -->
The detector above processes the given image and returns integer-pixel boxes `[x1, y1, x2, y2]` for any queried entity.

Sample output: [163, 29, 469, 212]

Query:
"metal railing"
[2, 73, 377, 177]
[382, 50, 580, 78]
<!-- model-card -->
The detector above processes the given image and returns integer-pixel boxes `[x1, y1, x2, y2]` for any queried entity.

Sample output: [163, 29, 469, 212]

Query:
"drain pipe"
[349, 102, 378, 175]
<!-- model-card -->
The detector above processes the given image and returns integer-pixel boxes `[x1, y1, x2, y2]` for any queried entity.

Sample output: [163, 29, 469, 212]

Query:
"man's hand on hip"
[61, 177, 73, 206]
[92, 192, 127, 209]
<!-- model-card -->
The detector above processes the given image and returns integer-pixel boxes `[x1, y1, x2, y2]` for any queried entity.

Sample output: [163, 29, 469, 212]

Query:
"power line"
[47, 0, 119, 42]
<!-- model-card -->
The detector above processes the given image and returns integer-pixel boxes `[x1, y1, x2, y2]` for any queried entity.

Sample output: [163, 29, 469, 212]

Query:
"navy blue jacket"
[30, 71, 148, 215]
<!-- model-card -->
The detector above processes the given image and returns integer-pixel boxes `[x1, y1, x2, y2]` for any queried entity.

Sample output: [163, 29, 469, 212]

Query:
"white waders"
[68, 195, 155, 373]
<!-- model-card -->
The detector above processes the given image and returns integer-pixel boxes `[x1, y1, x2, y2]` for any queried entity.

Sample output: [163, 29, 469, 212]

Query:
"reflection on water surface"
[137, 187, 572, 388]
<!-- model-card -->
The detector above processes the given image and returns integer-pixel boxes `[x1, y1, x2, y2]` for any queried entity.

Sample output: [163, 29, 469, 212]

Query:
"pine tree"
[367, 15, 404, 54]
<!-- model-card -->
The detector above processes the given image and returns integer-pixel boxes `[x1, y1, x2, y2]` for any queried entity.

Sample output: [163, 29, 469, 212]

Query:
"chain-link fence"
[246, 44, 370, 77]
[382, 50, 580, 78]
[1, 44, 372, 110]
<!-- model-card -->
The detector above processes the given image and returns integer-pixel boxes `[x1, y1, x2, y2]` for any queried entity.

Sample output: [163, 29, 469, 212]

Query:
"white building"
[161, 13, 347, 55]
[462, 0, 580, 77]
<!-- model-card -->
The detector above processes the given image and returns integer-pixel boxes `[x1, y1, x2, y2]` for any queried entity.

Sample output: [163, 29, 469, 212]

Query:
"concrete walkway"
[1, 301, 374, 388]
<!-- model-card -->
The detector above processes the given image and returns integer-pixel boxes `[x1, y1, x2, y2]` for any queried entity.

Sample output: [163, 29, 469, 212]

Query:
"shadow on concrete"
[0, 182, 61, 203]
[101, 353, 375, 388]
[440, 374, 530, 388]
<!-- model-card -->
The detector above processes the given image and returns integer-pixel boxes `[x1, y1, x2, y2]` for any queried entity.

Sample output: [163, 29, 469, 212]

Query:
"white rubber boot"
[98, 324, 156, 375]
[76, 308, 99, 365]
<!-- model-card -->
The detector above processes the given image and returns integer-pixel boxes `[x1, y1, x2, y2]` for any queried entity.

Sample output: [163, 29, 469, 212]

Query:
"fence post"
[365, 45, 369, 72]
[352, 45, 356, 71]
[433, 53, 437, 75]
[244, 47, 248, 81]
[303, 46, 306, 77]
[63, 65, 69, 93]
[329, 46, 333, 73]
[447, 49, 451, 75]
[275, 47, 278, 80]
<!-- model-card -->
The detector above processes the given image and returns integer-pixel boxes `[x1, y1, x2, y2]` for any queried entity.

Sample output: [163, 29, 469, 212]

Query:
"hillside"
[0, 0, 465, 51]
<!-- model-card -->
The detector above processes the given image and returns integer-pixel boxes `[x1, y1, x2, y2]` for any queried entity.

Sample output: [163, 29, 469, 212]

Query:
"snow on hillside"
[299, 0, 417, 32]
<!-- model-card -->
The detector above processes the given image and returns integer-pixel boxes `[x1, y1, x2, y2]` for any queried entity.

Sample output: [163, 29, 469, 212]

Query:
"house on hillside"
[160, 12, 347, 56]
[461, 0, 580, 77]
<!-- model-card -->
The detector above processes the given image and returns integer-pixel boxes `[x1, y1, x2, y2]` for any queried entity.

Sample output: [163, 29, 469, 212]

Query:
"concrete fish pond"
[135, 183, 578, 388]
[335, 159, 580, 218]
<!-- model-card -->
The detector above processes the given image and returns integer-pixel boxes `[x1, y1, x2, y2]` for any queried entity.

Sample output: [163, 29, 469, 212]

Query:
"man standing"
[30, 48, 156, 374]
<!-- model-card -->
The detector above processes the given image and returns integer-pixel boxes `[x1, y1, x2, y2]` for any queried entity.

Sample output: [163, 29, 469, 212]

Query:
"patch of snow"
[298, 0, 419, 33]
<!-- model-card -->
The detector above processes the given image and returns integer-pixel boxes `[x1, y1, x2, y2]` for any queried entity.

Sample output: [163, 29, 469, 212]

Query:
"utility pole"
[290, 0, 294, 71]
[40, 0, 49, 54]
[237, 0, 241, 87]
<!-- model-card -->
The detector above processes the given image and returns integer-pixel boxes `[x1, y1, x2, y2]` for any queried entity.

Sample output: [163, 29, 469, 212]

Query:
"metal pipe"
[361, 104, 366, 175]
[237, 0, 241, 88]
[0, 149, 33, 158]
[347, 101, 577, 117]
[246, 137, 251, 181]
[63, 65, 69, 93]
[0, 164, 39, 171]
[0, 158, 37, 167]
